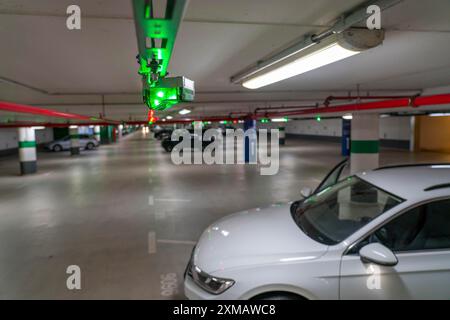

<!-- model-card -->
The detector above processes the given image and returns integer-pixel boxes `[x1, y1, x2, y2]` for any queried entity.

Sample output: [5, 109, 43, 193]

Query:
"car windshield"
[292, 176, 403, 245]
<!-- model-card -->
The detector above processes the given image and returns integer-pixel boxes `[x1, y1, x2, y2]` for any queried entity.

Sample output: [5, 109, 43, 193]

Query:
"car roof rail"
[424, 183, 450, 192]
[374, 163, 450, 171]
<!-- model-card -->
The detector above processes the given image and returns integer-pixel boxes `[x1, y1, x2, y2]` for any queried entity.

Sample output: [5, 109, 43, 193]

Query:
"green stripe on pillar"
[18, 141, 36, 148]
[70, 134, 80, 139]
[351, 140, 379, 154]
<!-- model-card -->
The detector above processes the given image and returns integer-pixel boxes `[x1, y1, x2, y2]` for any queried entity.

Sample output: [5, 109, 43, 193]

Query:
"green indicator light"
[316, 116, 321, 122]
[144, 4, 151, 19]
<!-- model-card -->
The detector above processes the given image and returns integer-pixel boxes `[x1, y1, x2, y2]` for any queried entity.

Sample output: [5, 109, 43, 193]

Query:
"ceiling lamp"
[179, 109, 191, 115]
[241, 29, 384, 89]
[342, 114, 353, 120]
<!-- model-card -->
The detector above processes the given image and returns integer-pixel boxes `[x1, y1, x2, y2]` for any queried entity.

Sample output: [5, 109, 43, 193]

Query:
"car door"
[339, 198, 450, 299]
[61, 136, 71, 149]
[79, 135, 88, 148]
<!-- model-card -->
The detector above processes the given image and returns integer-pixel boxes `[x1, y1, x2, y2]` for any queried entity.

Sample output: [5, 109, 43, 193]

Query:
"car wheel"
[251, 292, 305, 300]
[86, 142, 95, 150]
[53, 144, 62, 152]
[165, 145, 173, 152]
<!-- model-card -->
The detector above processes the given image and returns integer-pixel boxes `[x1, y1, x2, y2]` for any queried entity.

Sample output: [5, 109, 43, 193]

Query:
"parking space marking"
[148, 196, 191, 206]
[148, 231, 157, 254]
[160, 273, 179, 297]
[153, 198, 191, 203]
[157, 239, 197, 245]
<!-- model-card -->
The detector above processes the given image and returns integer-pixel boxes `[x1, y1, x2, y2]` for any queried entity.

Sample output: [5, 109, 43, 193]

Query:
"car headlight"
[190, 265, 235, 295]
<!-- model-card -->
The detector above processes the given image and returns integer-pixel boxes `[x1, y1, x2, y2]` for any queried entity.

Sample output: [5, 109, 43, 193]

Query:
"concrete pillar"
[118, 124, 123, 140]
[350, 114, 379, 174]
[18, 127, 37, 175]
[279, 126, 286, 145]
[94, 126, 101, 143]
[69, 126, 80, 155]
[342, 119, 351, 156]
[244, 117, 257, 163]
[409, 116, 417, 152]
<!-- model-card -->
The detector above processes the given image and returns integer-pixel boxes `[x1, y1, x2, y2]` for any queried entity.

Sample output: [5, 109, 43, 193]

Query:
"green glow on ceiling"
[144, 87, 180, 110]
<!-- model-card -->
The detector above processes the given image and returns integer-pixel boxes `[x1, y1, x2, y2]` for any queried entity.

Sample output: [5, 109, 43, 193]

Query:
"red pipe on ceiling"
[0, 101, 120, 124]
[1, 94, 449, 128]
[264, 94, 450, 118]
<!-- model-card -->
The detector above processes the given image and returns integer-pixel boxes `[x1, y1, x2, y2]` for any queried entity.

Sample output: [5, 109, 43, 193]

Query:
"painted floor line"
[148, 231, 157, 254]
[157, 239, 197, 245]
[153, 198, 191, 203]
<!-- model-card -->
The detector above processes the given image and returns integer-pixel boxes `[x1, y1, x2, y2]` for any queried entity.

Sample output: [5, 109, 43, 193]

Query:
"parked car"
[161, 130, 216, 152]
[184, 161, 450, 300]
[154, 129, 173, 140]
[46, 135, 99, 152]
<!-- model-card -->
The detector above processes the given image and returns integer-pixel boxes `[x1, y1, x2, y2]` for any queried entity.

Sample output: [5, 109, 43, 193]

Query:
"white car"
[184, 161, 450, 300]
[46, 134, 99, 152]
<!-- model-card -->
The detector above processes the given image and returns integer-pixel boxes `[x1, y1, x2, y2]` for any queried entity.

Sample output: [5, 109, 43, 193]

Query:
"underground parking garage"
[0, 0, 450, 305]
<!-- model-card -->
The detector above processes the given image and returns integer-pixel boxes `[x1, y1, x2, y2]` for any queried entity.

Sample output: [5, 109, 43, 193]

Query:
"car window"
[292, 176, 403, 245]
[315, 159, 348, 194]
[349, 198, 450, 254]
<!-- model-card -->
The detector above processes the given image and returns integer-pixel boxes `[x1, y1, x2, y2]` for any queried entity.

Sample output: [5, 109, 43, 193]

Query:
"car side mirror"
[359, 243, 398, 267]
[300, 187, 312, 199]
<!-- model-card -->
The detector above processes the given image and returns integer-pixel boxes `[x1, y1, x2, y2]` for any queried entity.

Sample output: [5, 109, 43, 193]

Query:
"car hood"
[193, 204, 328, 274]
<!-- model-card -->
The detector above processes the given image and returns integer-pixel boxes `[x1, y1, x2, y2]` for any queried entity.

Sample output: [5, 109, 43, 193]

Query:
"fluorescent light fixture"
[243, 42, 360, 89]
[271, 118, 288, 122]
[69, 125, 78, 129]
[166, 115, 173, 120]
[179, 109, 191, 115]
[429, 112, 450, 117]
[162, 119, 166, 122]
[342, 114, 353, 120]
[31, 126, 45, 130]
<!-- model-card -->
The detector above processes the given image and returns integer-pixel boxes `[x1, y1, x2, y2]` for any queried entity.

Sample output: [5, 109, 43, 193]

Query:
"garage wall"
[0, 128, 54, 153]
[417, 115, 450, 153]
[285, 116, 411, 148]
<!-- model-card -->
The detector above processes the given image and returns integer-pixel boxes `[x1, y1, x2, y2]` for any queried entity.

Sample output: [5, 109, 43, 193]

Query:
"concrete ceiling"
[1, 0, 450, 122]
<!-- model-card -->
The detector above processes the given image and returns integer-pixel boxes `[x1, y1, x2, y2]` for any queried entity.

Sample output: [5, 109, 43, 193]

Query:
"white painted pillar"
[118, 124, 123, 140]
[94, 125, 101, 143]
[350, 114, 380, 174]
[18, 127, 37, 174]
[69, 126, 80, 155]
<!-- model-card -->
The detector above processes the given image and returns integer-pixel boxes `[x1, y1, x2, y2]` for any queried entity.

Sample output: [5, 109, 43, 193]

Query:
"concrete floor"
[1, 130, 450, 299]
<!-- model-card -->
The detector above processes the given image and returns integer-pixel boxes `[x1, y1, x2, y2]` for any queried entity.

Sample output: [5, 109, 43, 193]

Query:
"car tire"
[53, 144, 62, 152]
[164, 145, 173, 152]
[251, 292, 305, 300]
[86, 143, 95, 150]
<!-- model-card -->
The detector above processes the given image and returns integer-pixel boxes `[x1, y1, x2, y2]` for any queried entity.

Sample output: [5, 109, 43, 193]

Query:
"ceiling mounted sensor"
[132, 0, 195, 111]
[241, 28, 384, 89]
